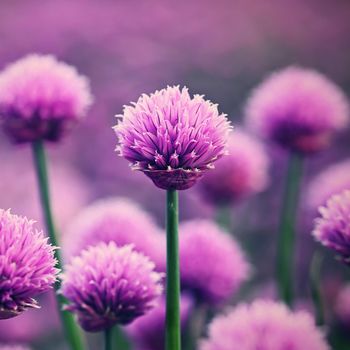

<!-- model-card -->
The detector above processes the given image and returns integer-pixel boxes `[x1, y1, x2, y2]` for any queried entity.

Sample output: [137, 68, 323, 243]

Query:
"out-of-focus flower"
[335, 284, 350, 327]
[312, 190, 350, 264]
[126, 294, 193, 350]
[62, 197, 165, 270]
[200, 299, 329, 350]
[179, 220, 250, 305]
[61, 242, 163, 332]
[0, 54, 93, 143]
[0, 292, 60, 343]
[199, 129, 270, 204]
[307, 159, 350, 210]
[0, 209, 58, 319]
[245, 66, 349, 154]
[114, 86, 231, 190]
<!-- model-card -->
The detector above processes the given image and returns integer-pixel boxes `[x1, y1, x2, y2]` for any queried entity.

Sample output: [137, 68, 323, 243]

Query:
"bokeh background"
[0, 0, 350, 349]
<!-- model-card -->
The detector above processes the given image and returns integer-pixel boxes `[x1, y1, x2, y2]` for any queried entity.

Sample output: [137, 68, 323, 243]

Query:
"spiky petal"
[61, 242, 163, 332]
[312, 190, 350, 264]
[114, 86, 231, 190]
[0, 209, 58, 319]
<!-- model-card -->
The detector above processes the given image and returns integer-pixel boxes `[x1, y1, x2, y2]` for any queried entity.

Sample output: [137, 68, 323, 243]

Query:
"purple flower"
[114, 86, 231, 190]
[179, 220, 250, 305]
[61, 242, 163, 332]
[62, 197, 165, 270]
[126, 294, 193, 350]
[200, 299, 329, 350]
[199, 129, 270, 204]
[245, 66, 349, 154]
[0, 209, 58, 319]
[312, 190, 350, 264]
[307, 159, 350, 211]
[0, 54, 93, 143]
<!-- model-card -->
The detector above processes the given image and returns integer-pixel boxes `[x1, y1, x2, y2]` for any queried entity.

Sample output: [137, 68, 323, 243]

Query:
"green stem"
[184, 304, 207, 350]
[31, 140, 85, 350]
[276, 152, 304, 307]
[105, 327, 113, 350]
[166, 189, 181, 350]
[216, 205, 231, 231]
[310, 250, 325, 326]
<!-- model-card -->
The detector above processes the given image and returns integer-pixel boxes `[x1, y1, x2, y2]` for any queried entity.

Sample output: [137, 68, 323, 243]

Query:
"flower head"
[307, 159, 350, 210]
[312, 190, 350, 264]
[0, 54, 93, 143]
[114, 86, 231, 190]
[61, 242, 163, 332]
[200, 129, 270, 204]
[200, 299, 329, 350]
[63, 198, 165, 270]
[245, 66, 349, 154]
[179, 220, 250, 305]
[0, 209, 58, 319]
[126, 294, 193, 350]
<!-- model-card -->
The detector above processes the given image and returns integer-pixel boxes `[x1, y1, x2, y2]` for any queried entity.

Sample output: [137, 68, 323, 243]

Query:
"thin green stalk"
[276, 152, 304, 307]
[216, 205, 231, 231]
[166, 189, 181, 350]
[105, 327, 113, 350]
[32, 140, 85, 350]
[184, 304, 207, 350]
[310, 250, 325, 326]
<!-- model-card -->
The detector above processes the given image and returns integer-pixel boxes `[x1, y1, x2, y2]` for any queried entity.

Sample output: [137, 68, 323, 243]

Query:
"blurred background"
[0, 0, 350, 349]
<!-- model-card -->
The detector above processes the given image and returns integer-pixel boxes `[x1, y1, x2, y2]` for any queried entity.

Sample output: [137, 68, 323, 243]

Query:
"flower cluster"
[63, 197, 165, 270]
[245, 66, 349, 153]
[312, 190, 350, 264]
[200, 129, 270, 204]
[200, 299, 329, 350]
[0, 209, 58, 319]
[114, 86, 231, 190]
[61, 242, 163, 332]
[179, 220, 250, 305]
[0, 54, 93, 143]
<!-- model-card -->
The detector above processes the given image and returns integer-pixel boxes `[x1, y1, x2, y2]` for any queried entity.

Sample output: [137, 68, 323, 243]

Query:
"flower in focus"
[114, 86, 231, 190]
[245, 66, 349, 154]
[312, 190, 350, 264]
[200, 299, 329, 350]
[179, 220, 250, 305]
[199, 129, 270, 205]
[0, 54, 93, 143]
[61, 242, 163, 332]
[126, 294, 193, 350]
[62, 197, 165, 270]
[0, 209, 58, 319]
[307, 159, 350, 211]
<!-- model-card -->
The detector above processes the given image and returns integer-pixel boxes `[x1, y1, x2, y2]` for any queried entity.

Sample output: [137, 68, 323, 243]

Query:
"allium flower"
[0, 54, 93, 143]
[0, 209, 58, 319]
[114, 86, 231, 190]
[312, 190, 350, 264]
[307, 159, 350, 210]
[200, 129, 270, 204]
[200, 299, 329, 350]
[245, 66, 349, 154]
[126, 294, 193, 350]
[62, 198, 165, 270]
[61, 242, 163, 332]
[179, 220, 250, 305]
